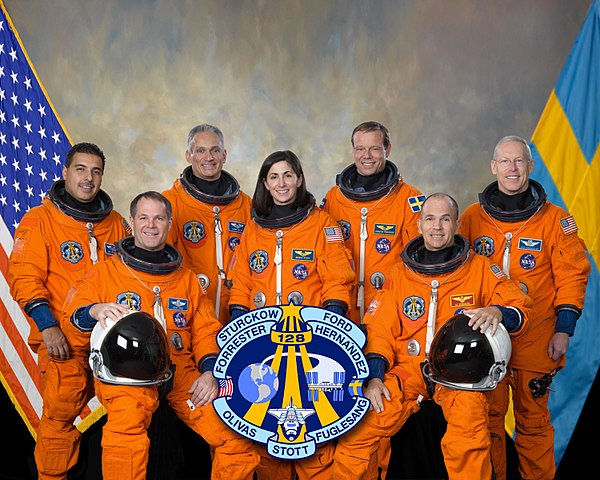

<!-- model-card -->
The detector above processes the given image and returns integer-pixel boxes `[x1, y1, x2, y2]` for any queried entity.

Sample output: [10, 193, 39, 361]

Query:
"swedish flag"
[529, 0, 600, 465]
[347, 378, 363, 397]
[408, 195, 426, 213]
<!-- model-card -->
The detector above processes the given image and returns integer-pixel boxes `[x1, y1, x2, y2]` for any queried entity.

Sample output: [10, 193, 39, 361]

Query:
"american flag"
[218, 378, 234, 397]
[490, 264, 507, 279]
[324, 226, 343, 243]
[0, 3, 101, 437]
[560, 215, 578, 235]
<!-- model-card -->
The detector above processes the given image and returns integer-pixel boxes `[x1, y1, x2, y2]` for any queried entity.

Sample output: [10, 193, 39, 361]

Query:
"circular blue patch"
[228, 236, 241, 251]
[519, 253, 536, 270]
[183, 220, 205, 243]
[60, 240, 84, 264]
[250, 250, 269, 274]
[116, 291, 141, 311]
[402, 296, 425, 321]
[211, 305, 370, 461]
[173, 311, 187, 328]
[375, 238, 391, 254]
[473, 236, 495, 257]
[292, 263, 309, 280]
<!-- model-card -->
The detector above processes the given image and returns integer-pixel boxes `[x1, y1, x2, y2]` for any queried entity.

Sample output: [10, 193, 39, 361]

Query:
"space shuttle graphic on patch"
[267, 398, 316, 442]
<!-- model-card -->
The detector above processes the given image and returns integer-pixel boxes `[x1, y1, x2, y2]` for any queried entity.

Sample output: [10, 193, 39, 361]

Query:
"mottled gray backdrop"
[5, 0, 592, 215]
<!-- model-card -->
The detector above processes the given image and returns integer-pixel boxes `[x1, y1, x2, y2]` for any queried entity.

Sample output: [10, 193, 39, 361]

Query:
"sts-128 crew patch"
[473, 236, 495, 257]
[250, 250, 269, 273]
[183, 220, 205, 243]
[213, 304, 370, 460]
[402, 296, 425, 320]
[60, 240, 84, 263]
[116, 292, 141, 311]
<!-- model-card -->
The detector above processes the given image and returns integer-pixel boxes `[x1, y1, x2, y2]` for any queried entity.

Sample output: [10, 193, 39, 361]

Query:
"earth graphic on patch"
[238, 363, 279, 403]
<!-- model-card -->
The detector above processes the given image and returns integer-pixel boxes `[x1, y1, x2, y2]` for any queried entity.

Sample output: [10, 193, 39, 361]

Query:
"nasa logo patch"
[519, 253, 536, 270]
[173, 311, 187, 328]
[375, 238, 391, 254]
[292, 264, 309, 280]
[228, 236, 241, 251]
[213, 304, 370, 460]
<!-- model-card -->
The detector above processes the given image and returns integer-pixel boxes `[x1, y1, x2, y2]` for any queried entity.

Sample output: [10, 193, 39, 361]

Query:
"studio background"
[4, 0, 593, 214]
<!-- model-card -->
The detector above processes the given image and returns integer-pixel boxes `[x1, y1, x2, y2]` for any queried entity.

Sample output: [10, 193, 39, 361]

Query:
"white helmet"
[423, 313, 512, 391]
[89, 311, 172, 386]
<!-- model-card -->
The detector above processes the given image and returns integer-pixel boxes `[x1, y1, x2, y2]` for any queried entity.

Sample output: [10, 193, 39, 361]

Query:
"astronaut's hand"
[364, 378, 391, 413]
[548, 332, 569, 361]
[463, 306, 502, 335]
[188, 371, 218, 407]
[42, 325, 70, 360]
[89, 303, 131, 328]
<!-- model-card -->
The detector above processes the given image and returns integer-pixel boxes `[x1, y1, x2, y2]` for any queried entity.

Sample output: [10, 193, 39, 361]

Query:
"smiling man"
[333, 192, 532, 480]
[321, 121, 424, 326]
[62, 191, 259, 480]
[460, 136, 590, 480]
[8, 142, 130, 480]
[321, 121, 424, 477]
[163, 124, 251, 323]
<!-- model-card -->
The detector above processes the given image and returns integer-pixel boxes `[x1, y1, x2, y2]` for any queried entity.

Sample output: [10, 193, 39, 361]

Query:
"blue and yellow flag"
[529, 0, 600, 464]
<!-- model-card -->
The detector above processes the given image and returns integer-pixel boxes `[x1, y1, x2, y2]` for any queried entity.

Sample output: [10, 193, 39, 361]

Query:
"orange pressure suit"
[321, 161, 423, 325]
[163, 167, 252, 322]
[63, 237, 259, 480]
[333, 235, 532, 480]
[8, 181, 129, 480]
[321, 160, 423, 477]
[228, 194, 355, 480]
[460, 180, 590, 480]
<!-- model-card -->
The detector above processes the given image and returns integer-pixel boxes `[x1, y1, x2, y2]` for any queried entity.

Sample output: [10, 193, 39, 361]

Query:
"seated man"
[63, 191, 259, 480]
[333, 193, 532, 480]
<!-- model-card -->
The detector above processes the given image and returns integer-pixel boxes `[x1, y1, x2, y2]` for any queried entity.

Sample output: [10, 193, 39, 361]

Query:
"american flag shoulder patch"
[490, 264, 506, 279]
[324, 225, 343, 242]
[122, 218, 132, 234]
[559, 215, 578, 235]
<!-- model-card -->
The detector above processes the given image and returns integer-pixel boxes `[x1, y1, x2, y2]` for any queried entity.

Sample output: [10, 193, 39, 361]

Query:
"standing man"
[63, 191, 259, 480]
[333, 193, 532, 480]
[321, 121, 424, 326]
[460, 135, 590, 480]
[321, 121, 424, 476]
[163, 124, 252, 323]
[8, 142, 130, 480]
